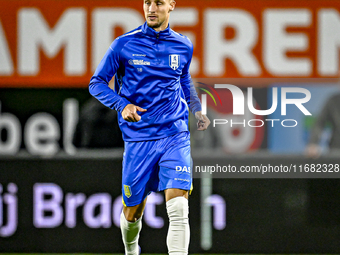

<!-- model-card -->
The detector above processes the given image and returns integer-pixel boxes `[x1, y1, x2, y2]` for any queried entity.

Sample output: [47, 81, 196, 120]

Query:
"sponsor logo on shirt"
[174, 178, 190, 182]
[128, 59, 150, 66]
[176, 166, 191, 173]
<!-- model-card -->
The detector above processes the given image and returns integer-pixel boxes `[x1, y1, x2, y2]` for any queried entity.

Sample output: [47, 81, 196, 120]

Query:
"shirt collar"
[142, 21, 171, 38]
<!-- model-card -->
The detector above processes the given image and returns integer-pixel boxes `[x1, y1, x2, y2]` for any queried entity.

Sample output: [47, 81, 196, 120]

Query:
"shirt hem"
[123, 129, 188, 142]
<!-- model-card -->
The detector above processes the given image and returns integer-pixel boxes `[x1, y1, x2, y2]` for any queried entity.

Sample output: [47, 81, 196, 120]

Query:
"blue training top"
[89, 22, 202, 142]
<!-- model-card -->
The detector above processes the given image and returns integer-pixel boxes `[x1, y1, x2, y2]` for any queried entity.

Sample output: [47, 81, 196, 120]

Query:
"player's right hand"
[122, 104, 147, 122]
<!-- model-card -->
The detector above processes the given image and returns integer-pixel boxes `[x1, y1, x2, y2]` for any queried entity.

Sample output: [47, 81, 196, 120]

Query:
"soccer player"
[89, 0, 210, 254]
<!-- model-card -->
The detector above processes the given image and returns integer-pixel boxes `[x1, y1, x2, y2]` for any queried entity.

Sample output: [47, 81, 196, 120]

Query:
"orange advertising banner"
[0, 0, 340, 87]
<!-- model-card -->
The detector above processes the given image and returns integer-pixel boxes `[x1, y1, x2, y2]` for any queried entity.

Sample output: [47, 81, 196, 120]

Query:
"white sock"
[120, 211, 142, 255]
[166, 197, 190, 255]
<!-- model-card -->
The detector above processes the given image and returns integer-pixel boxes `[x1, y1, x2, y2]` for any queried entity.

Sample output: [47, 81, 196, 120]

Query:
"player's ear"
[169, 0, 176, 12]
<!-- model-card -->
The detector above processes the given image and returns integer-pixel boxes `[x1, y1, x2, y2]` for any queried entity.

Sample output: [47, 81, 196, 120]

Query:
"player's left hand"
[195, 111, 210, 131]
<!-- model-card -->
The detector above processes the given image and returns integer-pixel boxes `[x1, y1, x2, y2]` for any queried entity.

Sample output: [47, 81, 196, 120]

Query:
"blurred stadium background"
[1, 0, 340, 254]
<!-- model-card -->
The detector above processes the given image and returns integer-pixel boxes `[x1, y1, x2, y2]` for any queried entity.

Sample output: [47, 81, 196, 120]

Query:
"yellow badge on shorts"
[124, 185, 132, 198]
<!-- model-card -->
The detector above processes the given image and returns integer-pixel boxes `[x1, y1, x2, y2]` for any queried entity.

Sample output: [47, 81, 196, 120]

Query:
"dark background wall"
[0, 154, 339, 253]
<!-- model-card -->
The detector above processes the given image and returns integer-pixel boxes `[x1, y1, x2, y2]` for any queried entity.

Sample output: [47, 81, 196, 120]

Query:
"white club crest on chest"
[169, 54, 180, 70]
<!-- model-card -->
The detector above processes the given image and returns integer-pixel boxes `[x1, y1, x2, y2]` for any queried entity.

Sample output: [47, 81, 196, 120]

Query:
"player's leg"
[158, 131, 192, 254]
[165, 188, 188, 201]
[164, 188, 190, 255]
[123, 198, 147, 222]
[120, 199, 147, 255]
[121, 139, 163, 254]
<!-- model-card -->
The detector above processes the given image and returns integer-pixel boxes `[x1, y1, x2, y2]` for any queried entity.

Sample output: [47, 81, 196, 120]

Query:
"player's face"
[143, 0, 175, 32]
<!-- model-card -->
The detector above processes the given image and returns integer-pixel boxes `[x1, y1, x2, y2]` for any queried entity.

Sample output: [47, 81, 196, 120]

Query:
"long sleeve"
[87, 23, 199, 141]
[89, 40, 131, 113]
[180, 46, 201, 115]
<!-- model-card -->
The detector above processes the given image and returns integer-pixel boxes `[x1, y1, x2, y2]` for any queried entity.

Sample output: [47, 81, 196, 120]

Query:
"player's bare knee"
[123, 204, 144, 222]
[165, 188, 188, 202]
[125, 213, 141, 222]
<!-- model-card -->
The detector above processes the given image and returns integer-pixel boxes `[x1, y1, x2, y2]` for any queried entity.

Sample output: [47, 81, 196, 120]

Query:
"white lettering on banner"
[32, 183, 226, 231]
[92, 8, 143, 71]
[264, 9, 312, 76]
[318, 9, 340, 76]
[0, 7, 339, 77]
[144, 193, 164, 228]
[0, 20, 13, 75]
[204, 194, 226, 230]
[171, 8, 199, 75]
[84, 194, 112, 228]
[0, 99, 78, 156]
[113, 195, 123, 227]
[0, 183, 18, 237]
[0, 102, 21, 155]
[24, 113, 61, 156]
[18, 8, 86, 75]
[33, 183, 64, 228]
[63, 99, 78, 155]
[171, 8, 198, 44]
[67, 193, 113, 229]
[204, 9, 261, 76]
[65, 193, 86, 228]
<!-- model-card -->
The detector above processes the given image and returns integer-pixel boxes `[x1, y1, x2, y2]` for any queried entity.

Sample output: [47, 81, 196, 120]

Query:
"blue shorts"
[122, 131, 192, 207]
